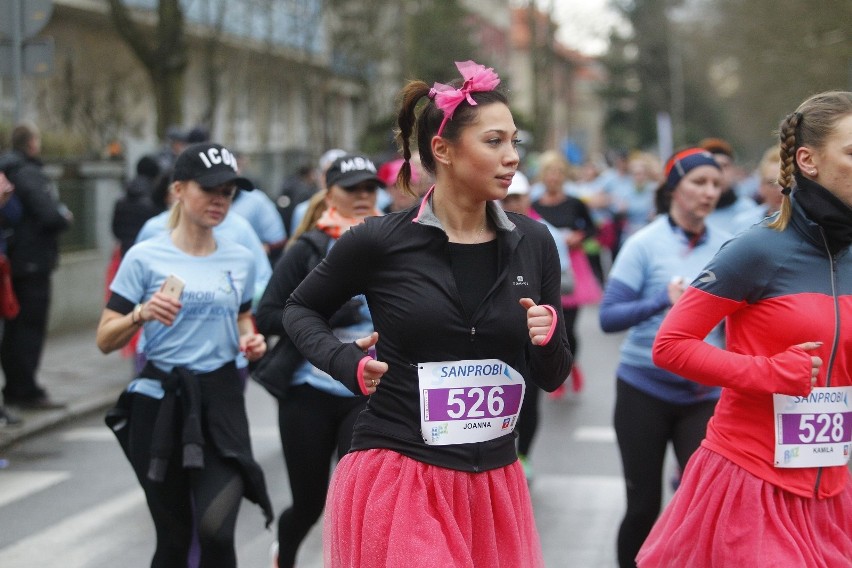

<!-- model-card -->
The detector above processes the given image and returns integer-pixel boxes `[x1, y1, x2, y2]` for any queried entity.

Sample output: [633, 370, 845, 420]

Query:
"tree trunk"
[107, 0, 187, 139]
[151, 66, 184, 140]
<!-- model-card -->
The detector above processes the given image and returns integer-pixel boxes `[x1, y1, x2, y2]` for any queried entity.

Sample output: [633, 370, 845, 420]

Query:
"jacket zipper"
[813, 228, 841, 497]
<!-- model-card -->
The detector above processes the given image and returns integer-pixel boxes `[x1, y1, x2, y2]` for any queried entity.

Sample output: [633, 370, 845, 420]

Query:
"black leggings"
[276, 384, 366, 568]
[516, 308, 578, 459]
[613, 379, 717, 568]
[516, 382, 540, 457]
[126, 396, 245, 568]
[1, 273, 51, 401]
[562, 307, 579, 357]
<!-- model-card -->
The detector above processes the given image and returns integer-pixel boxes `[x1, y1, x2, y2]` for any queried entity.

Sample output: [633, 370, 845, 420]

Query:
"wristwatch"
[131, 303, 144, 325]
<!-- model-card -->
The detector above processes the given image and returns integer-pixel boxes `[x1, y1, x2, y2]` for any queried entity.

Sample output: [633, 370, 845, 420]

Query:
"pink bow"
[429, 60, 501, 136]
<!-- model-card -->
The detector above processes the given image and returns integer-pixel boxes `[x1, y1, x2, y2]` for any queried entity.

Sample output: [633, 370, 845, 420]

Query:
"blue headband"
[664, 148, 720, 189]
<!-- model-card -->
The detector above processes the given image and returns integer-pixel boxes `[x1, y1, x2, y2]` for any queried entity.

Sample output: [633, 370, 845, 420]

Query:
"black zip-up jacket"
[254, 229, 364, 398]
[284, 197, 573, 472]
[0, 151, 70, 275]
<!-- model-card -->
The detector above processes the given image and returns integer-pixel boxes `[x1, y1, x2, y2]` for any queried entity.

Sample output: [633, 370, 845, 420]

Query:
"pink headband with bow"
[428, 60, 501, 136]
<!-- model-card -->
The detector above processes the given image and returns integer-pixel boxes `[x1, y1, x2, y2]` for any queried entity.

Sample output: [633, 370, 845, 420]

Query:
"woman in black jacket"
[283, 61, 572, 568]
[255, 153, 383, 568]
[111, 155, 163, 257]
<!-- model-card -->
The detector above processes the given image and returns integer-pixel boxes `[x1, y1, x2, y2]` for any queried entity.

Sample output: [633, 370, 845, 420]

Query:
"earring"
[810, 169, 817, 175]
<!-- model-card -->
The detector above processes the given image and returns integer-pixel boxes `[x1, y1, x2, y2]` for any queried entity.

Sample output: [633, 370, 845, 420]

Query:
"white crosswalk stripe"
[0, 471, 70, 508]
[0, 488, 146, 568]
[573, 425, 617, 443]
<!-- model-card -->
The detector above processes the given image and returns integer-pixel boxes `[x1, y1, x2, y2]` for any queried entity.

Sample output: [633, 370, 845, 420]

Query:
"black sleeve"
[255, 237, 315, 336]
[283, 223, 376, 394]
[575, 198, 597, 238]
[8, 163, 70, 233]
[105, 292, 135, 315]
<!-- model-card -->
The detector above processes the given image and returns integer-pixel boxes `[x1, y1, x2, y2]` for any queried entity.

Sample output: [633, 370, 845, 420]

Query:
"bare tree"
[601, 0, 851, 158]
[196, 0, 229, 133]
[526, 2, 557, 152]
[694, 0, 852, 158]
[106, 0, 188, 138]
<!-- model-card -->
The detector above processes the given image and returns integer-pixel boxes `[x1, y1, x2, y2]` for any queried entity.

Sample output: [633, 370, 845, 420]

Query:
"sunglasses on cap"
[339, 182, 379, 193]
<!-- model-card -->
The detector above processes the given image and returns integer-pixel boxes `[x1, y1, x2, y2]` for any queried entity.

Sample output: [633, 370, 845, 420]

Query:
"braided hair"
[769, 91, 852, 230]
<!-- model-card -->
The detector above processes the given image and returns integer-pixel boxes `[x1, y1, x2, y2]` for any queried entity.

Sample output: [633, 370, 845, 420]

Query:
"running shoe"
[571, 363, 585, 393]
[548, 382, 567, 401]
[519, 454, 535, 485]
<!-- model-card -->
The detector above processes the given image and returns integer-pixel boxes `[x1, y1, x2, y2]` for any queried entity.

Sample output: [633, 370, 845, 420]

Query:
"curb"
[0, 388, 124, 451]
[0, 328, 131, 452]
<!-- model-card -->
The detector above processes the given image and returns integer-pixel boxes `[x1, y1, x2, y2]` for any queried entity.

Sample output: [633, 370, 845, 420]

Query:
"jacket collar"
[412, 185, 516, 234]
[666, 214, 711, 248]
[788, 193, 841, 253]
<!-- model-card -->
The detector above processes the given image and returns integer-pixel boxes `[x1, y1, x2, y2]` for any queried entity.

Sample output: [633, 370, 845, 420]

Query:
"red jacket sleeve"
[652, 286, 814, 396]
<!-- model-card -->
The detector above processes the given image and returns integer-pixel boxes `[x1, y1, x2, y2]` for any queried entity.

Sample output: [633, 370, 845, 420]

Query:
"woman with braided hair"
[283, 60, 572, 567]
[638, 91, 852, 566]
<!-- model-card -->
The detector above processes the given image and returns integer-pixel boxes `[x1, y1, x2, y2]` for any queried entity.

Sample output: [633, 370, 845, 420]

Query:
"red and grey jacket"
[653, 198, 851, 499]
[284, 195, 573, 473]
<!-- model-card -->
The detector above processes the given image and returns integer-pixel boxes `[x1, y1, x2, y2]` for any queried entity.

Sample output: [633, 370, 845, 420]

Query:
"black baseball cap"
[325, 153, 385, 189]
[172, 143, 254, 190]
[166, 126, 187, 142]
[186, 126, 210, 144]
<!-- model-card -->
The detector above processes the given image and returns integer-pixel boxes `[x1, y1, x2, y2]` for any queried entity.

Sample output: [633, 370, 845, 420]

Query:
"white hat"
[319, 148, 348, 172]
[506, 171, 530, 196]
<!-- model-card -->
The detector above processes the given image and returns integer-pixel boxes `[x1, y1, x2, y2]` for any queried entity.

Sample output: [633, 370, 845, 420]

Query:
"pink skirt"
[561, 248, 602, 308]
[637, 447, 852, 567]
[323, 449, 544, 568]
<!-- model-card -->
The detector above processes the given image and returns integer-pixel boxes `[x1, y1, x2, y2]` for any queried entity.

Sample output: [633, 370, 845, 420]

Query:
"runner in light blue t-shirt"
[136, 207, 271, 304]
[111, 232, 255, 373]
[96, 142, 272, 567]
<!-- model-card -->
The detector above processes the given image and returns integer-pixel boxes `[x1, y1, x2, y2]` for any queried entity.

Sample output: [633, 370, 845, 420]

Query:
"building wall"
[464, 0, 512, 71]
[16, 2, 365, 164]
[3, 2, 370, 331]
[50, 161, 125, 332]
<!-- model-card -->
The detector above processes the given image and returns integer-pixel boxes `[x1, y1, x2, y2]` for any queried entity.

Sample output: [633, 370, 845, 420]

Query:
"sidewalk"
[0, 327, 131, 451]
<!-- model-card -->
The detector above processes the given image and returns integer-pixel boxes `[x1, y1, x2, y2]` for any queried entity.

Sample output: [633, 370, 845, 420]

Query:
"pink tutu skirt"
[637, 447, 852, 567]
[323, 448, 544, 568]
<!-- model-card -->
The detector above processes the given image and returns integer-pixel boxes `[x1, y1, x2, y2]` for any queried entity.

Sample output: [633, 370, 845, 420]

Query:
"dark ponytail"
[394, 81, 432, 196]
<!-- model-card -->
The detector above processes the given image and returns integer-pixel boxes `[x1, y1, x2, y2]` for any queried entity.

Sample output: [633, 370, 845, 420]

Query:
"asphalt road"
[0, 306, 631, 567]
